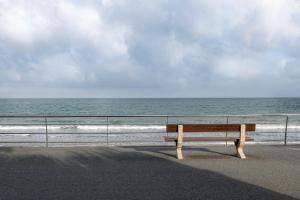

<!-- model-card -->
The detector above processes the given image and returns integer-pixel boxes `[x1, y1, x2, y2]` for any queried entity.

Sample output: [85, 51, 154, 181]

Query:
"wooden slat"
[164, 137, 254, 142]
[166, 124, 256, 133]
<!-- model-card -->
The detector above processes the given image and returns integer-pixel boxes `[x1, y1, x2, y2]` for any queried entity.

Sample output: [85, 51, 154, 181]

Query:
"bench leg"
[235, 124, 246, 159]
[176, 144, 183, 160]
[176, 125, 184, 160]
[235, 139, 246, 159]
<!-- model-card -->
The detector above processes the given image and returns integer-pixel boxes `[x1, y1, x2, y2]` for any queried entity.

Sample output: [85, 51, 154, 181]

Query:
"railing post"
[284, 116, 289, 146]
[166, 116, 169, 137]
[45, 117, 48, 147]
[225, 116, 229, 147]
[106, 116, 109, 145]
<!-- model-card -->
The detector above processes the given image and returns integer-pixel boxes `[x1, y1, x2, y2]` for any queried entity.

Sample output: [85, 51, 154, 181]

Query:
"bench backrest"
[166, 124, 256, 133]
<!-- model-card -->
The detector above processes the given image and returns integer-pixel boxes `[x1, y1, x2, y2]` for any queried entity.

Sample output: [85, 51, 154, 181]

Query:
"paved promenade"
[0, 145, 299, 200]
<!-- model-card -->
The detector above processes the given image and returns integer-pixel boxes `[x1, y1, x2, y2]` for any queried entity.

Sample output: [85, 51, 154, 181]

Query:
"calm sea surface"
[1, 98, 300, 115]
[0, 98, 300, 145]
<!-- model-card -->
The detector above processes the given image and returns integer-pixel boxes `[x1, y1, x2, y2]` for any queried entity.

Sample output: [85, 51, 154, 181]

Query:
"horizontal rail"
[0, 123, 109, 126]
[1, 131, 299, 134]
[0, 132, 108, 135]
[0, 123, 167, 125]
[0, 141, 108, 144]
[0, 113, 300, 118]
[0, 131, 166, 135]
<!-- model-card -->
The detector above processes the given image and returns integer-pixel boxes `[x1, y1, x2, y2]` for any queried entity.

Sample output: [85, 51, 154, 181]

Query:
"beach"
[0, 145, 299, 199]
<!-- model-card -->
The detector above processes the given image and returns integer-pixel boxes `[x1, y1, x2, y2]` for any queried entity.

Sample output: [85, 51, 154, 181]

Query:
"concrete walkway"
[0, 145, 299, 200]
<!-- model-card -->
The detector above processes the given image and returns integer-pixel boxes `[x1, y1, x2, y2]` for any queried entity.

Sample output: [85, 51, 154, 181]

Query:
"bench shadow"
[0, 147, 297, 200]
[0, 147, 14, 153]
[131, 145, 237, 159]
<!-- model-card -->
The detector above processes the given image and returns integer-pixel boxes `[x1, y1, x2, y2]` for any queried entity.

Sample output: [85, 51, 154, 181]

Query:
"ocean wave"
[0, 124, 300, 132]
[256, 124, 300, 130]
[0, 125, 165, 132]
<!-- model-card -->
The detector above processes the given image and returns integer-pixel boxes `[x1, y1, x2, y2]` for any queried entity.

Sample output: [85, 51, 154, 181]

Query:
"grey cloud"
[0, 0, 300, 97]
[283, 60, 300, 79]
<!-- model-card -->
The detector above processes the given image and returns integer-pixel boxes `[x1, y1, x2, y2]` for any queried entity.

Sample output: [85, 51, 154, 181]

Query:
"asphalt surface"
[0, 145, 299, 200]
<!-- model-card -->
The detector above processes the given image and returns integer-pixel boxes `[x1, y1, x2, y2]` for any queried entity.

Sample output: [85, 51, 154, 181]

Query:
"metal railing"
[0, 114, 299, 147]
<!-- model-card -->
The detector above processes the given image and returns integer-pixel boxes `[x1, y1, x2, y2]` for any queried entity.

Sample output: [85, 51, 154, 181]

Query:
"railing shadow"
[0, 146, 297, 200]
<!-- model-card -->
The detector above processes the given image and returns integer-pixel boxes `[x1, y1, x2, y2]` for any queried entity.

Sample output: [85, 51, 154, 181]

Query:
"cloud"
[0, 0, 300, 97]
[213, 56, 261, 80]
[283, 59, 300, 79]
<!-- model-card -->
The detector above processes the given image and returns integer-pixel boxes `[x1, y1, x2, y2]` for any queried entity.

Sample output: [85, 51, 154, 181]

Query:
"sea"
[0, 98, 300, 146]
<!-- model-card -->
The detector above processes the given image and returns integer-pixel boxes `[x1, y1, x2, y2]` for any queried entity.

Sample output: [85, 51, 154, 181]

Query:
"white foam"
[0, 125, 165, 131]
[1, 124, 300, 132]
[257, 124, 300, 130]
[0, 125, 45, 130]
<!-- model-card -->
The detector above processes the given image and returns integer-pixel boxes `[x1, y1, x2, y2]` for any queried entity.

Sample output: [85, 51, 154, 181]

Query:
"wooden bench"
[165, 124, 256, 160]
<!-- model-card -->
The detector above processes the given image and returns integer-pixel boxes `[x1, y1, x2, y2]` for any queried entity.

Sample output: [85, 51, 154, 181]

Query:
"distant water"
[0, 98, 300, 146]
[1, 98, 300, 115]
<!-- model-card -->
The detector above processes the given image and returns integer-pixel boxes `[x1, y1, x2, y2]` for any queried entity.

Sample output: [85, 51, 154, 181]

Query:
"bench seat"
[164, 136, 254, 142]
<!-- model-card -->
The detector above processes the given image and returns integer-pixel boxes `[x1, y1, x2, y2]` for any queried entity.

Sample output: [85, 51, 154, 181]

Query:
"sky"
[0, 0, 300, 98]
